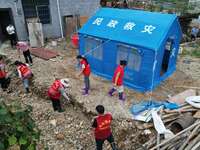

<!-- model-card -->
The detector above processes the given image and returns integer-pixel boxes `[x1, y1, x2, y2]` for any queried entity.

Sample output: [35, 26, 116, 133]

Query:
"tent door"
[160, 38, 174, 76]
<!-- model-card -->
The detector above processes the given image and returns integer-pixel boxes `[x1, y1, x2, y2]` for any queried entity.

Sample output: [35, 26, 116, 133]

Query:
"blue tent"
[78, 8, 182, 92]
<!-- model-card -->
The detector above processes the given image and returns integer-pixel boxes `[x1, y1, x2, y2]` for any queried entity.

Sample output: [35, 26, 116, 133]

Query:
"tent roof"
[78, 8, 179, 50]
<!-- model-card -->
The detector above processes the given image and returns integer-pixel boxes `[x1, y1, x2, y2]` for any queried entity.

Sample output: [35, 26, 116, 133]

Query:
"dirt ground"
[0, 39, 199, 150]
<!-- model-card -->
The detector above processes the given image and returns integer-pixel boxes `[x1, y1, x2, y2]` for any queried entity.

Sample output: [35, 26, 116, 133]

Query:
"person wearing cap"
[47, 78, 70, 112]
[92, 105, 118, 150]
[108, 60, 127, 101]
[14, 61, 33, 93]
[76, 55, 91, 95]
[16, 41, 33, 65]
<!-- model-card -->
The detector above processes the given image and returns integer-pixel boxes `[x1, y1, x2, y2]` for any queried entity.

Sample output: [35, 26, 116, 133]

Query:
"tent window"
[85, 37, 103, 60]
[117, 45, 141, 71]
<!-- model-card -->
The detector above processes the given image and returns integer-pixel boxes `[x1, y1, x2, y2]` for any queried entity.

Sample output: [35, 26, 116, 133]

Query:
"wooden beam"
[150, 121, 200, 150]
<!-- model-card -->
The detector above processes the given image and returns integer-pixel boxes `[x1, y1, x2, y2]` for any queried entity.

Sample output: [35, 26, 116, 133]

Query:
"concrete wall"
[0, 0, 27, 40]
[43, 0, 100, 38]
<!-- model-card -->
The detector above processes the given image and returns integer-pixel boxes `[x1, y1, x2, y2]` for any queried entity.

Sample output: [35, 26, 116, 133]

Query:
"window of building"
[36, 5, 51, 24]
[117, 44, 141, 71]
[22, 0, 51, 24]
[85, 37, 103, 60]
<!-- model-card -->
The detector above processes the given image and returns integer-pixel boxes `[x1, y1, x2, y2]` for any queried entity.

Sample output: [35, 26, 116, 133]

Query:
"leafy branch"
[0, 100, 40, 150]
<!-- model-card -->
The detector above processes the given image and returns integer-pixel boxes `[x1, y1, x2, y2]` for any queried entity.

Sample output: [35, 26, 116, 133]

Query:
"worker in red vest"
[14, 61, 33, 93]
[48, 78, 70, 112]
[92, 105, 118, 150]
[108, 60, 127, 101]
[0, 56, 10, 91]
[76, 55, 91, 95]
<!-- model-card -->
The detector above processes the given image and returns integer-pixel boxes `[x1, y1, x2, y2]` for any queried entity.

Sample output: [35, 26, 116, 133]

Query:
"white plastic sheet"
[152, 110, 174, 139]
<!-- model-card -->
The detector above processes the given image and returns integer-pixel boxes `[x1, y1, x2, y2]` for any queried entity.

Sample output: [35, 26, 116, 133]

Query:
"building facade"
[0, 0, 99, 44]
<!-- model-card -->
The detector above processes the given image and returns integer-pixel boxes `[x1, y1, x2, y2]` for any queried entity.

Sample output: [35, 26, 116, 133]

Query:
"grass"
[181, 48, 200, 58]
[191, 49, 200, 58]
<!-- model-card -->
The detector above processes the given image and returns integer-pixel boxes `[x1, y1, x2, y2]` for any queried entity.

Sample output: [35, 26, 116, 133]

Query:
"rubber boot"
[119, 92, 125, 101]
[82, 88, 89, 96]
[25, 88, 30, 93]
[111, 142, 118, 150]
[108, 88, 116, 96]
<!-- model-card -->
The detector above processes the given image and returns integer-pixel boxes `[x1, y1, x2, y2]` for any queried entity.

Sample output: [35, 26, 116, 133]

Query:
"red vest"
[112, 65, 124, 86]
[0, 64, 6, 78]
[80, 59, 91, 76]
[48, 80, 63, 99]
[18, 65, 31, 78]
[94, 113, 112, 140]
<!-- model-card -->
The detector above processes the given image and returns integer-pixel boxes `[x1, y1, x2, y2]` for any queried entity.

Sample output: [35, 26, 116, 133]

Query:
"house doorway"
[160, 39, 174, 76]
[0, 9, 14, 43]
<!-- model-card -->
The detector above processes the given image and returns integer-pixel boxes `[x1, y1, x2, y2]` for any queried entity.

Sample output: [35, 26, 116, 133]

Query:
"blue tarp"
[130, 100, 180, 115]
[79, 8, 177, 50]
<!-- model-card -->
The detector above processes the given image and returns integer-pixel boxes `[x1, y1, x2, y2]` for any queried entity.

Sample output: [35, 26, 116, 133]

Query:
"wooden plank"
[80, 16, 89, 26]
[174, 86, 200, 90]
[193, 111, 200, 119]
[150, 121, 200, 150]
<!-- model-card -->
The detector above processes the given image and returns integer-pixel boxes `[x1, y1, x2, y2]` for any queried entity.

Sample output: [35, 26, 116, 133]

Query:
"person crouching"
[14, 61, 33, 93]
[48, 78, 70, 112]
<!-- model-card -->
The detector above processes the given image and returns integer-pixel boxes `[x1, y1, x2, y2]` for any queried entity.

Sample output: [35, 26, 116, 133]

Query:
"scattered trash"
[168, 89, 196, 104]
[51, 41, 57, 47]
[55, 133, 65, 140]
[186, 96, 200, 108]
[144, 129, 151, 135]
[183, 59, 191, 64]
[131, 100, 179, 122]
[193, 110, 200, 119]
[133, 107, 163, 122]
[152, 110, 174, 138]
[170, 112, 195, 134]
[49, 119, 57, 127]
[131, 100, 179, 116]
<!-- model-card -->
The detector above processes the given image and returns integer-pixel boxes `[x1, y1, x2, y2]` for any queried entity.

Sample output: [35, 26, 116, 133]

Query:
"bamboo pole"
[179, 124, 200, 150]
[185, 134, 200, 150]
[150, 121, 200, 150]
[174, 85, 200, 90]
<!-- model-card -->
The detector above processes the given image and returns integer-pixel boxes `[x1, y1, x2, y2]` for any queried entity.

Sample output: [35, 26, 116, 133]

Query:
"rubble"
[0, 39, 200, 149]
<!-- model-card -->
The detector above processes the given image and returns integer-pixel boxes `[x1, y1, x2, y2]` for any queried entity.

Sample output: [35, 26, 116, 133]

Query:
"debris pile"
[144, 119, 200, 150]
[140, 95, 200, 149]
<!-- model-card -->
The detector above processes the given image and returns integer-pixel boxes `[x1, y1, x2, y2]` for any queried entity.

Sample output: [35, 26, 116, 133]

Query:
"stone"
[55, 133, 65, 140]
[49, 119, 57, 127]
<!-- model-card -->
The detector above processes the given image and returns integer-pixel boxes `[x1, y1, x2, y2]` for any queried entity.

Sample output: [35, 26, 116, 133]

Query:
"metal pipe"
[56, 0, 64, 38]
